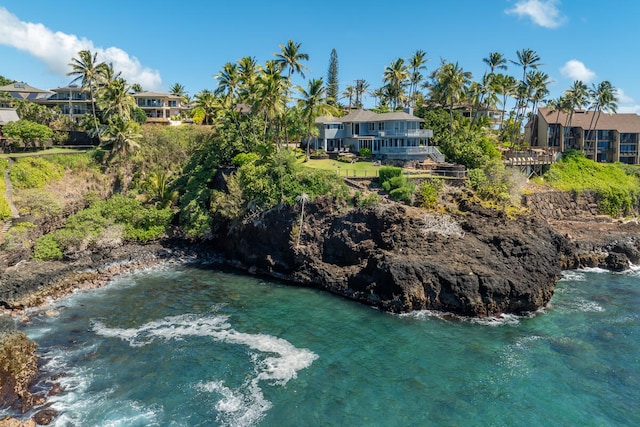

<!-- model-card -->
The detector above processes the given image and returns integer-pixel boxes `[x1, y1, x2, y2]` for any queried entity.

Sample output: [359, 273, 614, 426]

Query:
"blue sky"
[1, 0, 639, 112]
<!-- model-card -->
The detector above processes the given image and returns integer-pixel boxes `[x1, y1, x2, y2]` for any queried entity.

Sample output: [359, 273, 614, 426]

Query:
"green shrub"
[357, 192, 380, 207]
[378, 166, 402, 183]
[33, 234, 63, 261]
[390, 186, 414, 204]
[418, 179, 443, 209]
[10, 157, 62, 189]
[359, 148, 372, 158]
[15, 189, 64, 217]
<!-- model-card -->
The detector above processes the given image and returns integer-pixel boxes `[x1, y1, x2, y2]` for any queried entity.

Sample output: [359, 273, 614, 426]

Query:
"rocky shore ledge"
[1, 195, 639, 424]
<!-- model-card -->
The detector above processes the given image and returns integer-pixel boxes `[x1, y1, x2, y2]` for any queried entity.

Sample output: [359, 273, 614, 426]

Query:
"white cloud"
[560, 60, 596, 82]
[0, 7, 162, 90]
[615, 89, 640, 114]
[505, 0, 566, 29]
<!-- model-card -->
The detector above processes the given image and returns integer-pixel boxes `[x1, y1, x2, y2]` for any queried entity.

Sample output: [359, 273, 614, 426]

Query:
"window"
[369, 122, 375, 131]
[378, 122, 385, 130]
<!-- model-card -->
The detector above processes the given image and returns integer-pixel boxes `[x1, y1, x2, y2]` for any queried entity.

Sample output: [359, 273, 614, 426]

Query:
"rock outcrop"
[211, 197, 562, 317]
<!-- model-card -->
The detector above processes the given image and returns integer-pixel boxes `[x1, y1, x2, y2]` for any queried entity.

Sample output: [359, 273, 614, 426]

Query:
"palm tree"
[254, 60, 288, 145]
[67, 50, 106, 141]
[545, 96, 571, 149]
[483, 52, 508, 73]
[354, 79, 369, 109]
[131, 83, 143, 93]
[585, 81, 618, 153]
[492, 73, 517, 131]
[104, 115, 141, 159]
[563, 80, 589, 149]
[297, 78, 340, 160]
[193, 90, 217, 125]
[525, 70, 551, 145]
[342, 85, 355, 110]
[429, 61, 472, 137]
[408, 49, 429, 107]
[98, 77, 136, 120]
[237, 56, 259, 101]
[214, 62, 240, 99]
[383, 58, 409, 110]
[275, 40, 310, 80]
[511, 48, 541, 83]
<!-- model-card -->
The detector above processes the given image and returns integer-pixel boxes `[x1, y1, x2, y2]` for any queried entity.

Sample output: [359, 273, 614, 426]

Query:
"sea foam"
[91, 311, 318, 426]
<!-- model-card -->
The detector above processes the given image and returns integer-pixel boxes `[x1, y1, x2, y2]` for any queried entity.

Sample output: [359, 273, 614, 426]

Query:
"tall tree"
[193, 90, 217, 125]
[275, 40, 309, 145]
[297, 78, 339, 160]
[131, 83, 143, 93]
[98, 77, 136, 120]
[326, 48, 339, 106]
[563, 80, 589, 149]
[67, 50, 106, 141]
[429, 61, 472, 137]
[408, 49, 429, 107]
[104, 115, 141, 159]
[511, 48, 541, 83]
[383, 58, 409, 111]
[492, 73, 517, 130]
[483, 52, 508, 73]
[254, 60, 288, 145]
[342, 85, 355, 111]
[354, 79, 369, 109]
[586, 81, 618, 152]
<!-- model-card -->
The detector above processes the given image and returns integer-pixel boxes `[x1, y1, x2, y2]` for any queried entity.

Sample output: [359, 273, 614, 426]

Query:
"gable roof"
[0, 108, 20, 126]
[539, 107, 640, 133]
[316, 109, 423, 124]
[0, 82, 52, 101]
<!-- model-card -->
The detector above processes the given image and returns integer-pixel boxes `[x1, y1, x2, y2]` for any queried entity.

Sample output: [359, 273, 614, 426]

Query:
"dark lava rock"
[211, 197, 562, 317]
[33, 408, 58, 425]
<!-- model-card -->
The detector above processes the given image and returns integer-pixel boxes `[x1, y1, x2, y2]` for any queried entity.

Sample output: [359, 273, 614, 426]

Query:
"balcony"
[378, 129, 433, 138]
[379, 146, 444, 162]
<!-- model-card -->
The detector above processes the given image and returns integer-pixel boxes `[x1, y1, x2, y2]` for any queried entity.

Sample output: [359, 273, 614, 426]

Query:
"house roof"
[0, 82, 52, 101]
[539, 107, 640, 133]
[133, 91, 182, 99]
[316, 109, 423, 124]
[50, 84, 84, 92]
[0, 108, 20, 126]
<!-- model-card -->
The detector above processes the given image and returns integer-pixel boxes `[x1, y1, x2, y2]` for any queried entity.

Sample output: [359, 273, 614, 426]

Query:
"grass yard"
[302, 158, 381, 178]
[0, 147, 86, 159]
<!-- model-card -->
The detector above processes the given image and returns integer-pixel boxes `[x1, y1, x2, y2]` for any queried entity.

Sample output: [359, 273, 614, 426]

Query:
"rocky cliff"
[210, 197, 563, 317]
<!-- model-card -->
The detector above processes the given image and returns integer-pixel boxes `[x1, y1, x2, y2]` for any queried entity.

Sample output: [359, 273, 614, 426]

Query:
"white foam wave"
[197, 380, 272, 427]
[561, 297, 605, 313]
[399, 309, 526, 326]
[91, 311, 318, 426]
[560, 271, 586, 282]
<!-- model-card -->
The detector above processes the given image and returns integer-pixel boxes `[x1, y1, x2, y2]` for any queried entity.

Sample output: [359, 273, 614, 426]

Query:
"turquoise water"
[9, 265, 640, 426]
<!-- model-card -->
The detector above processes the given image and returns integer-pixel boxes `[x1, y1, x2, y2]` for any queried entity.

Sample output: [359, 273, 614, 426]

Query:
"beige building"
[532, 107, 640, 164]
[133, 92, 188, 124]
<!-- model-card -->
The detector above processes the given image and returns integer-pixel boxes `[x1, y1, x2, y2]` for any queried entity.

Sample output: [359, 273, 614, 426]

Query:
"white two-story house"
[313, 109, 442, 162]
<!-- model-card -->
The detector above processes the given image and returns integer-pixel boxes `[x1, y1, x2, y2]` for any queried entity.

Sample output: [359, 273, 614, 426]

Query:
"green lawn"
[302, 158, 381, 178]
[0, 147, 86, 159]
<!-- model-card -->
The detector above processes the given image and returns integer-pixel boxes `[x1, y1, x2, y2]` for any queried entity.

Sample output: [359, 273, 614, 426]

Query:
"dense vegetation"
[542, 151, 640, 216]
[0, 159, 11, 219]
[33, 195, 173, 261]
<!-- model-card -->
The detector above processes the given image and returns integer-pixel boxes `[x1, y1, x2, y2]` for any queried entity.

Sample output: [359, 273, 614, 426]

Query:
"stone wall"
[522, 191, 601, 219]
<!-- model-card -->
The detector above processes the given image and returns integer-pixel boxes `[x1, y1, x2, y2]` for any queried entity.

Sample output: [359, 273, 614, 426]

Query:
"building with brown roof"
[532, 107, 640, 164]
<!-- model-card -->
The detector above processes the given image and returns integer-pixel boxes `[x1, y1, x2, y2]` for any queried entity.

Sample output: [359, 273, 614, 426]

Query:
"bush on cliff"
[33, 195, 173, 260]
[10, 157, 63, 189]
[544, 150, 639, 216]
[379, 167, 414, 204]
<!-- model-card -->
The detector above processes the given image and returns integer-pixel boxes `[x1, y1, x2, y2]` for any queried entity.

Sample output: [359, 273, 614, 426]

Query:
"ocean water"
[7, 264, 640, 426]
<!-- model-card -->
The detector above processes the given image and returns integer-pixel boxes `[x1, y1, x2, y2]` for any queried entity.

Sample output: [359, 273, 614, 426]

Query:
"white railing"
[378, 129, 433, 138]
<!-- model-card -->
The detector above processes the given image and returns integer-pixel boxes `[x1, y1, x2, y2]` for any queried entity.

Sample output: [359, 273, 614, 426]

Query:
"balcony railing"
[378, 129, 433, 138]
[379, 146, 444, 162]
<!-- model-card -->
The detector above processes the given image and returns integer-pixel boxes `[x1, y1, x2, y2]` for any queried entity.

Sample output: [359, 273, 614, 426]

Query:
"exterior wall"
[522, 191, 602, 219]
